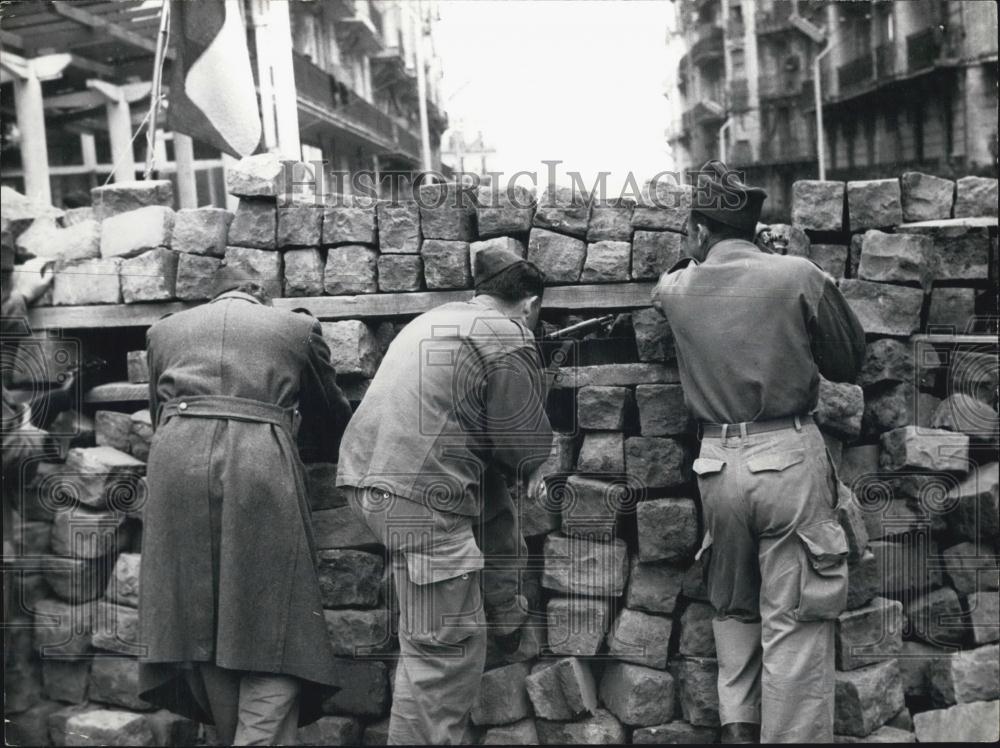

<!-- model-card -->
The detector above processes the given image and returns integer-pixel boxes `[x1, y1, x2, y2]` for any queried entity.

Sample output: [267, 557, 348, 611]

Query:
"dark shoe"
[720, 722, 760, 744]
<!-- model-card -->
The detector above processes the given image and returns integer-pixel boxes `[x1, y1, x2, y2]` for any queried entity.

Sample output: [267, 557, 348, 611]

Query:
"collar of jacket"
[702, 237, 759, 263]
[211, 290, 263, 306]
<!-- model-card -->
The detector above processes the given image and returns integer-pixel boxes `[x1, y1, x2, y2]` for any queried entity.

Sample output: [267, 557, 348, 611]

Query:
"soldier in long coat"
[138, 279, 352, 745]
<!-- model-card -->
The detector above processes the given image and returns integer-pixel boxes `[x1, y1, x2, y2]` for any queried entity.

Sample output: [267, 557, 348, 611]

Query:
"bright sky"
[435, 0, 677, 194]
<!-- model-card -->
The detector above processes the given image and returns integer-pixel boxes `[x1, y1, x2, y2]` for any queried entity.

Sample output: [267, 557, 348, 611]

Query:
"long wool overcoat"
[137, 291, 352, 725]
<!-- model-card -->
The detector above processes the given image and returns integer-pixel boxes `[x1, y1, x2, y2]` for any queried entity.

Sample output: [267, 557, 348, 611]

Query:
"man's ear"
[520, 294, 541, 323]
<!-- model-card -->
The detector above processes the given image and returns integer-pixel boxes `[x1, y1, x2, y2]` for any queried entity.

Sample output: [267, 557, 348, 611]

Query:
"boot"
[720, 722, 760, 744]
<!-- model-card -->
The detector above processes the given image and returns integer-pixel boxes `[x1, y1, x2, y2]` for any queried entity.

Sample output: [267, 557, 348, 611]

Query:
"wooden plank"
[84, 382, 147, 404]
[910, 334, 999, 345]
[27, 283, 659, 331]
[49, 0, 171, 59]
[898, 216, 998, 230]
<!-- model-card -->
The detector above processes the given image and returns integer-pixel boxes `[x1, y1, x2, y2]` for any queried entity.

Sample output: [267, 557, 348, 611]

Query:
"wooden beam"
[69, 53, 116, 79]
[49, 0, 172, 59]
[0, 29, 25, 49]
[85, 382, 148, 404]
[26, 283, 658, 331]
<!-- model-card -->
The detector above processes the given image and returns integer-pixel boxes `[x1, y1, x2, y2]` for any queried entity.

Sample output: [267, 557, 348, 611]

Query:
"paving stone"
[281, 247, 324, 296]
[64, 708, 155, 746]
[857, 338, 917, 388]
[931, 393, 998, 445]
[312, 506, 380, 550]
[33, 599, 94, 657]
[42, 659, 91, 704]
[323, 609, 393, 656]
[316, 549, 383, 608]
[834, 660, 905, 738]
[62, 446, 145, 508]
[535, 708, 625, 745]
[626, 438, 690, 491]
[321, 658, 389, 718]
[126, 351, 148, 384]
[632, 179, 692, 232]
[89, 656, 151, 710]
[949, 349, 999, 404]
[128, 411, 152, 461]
[559, 474, 628, 536]
[53, 257, 122, 305]
[527, 228, 586, 283]
[324, 244, 378, 294]
[900, 172, 954, 222]
[966, 591, 1000, 644]
[838, 279, 924, 337]
[481, 718, 538, 745]
[862, 382, 916, 436]
[836, 482, 869, 562]
[376, 254, 423, 292]
[542, 533, 628, 597]
[879, 426, 969, 472]
[669, 657, 719, 727]
[599, 662, 674, 726]
[5, 700, 65, 746]
[171, 207, 232, 256]
[953, 176, 998, 218]
[607, 608, 672, 668]
[897, 224, 990, 280]
[869, 539, 943, 599]
[632, 307, 676, 363]
[927, 287, 976, 331]
[636, 497, 698, 563]
[847, 179, 903, 230]
[376, 202, 421, 254]
[322, 201, 377, 246]
[277, 203, 322, 247]
[635, 383, 688, 436]
[836, 597, 903, 670]
[631, 230, 683, 280]
[100, 206, 174, 260]
[625, 558, 685, 615]
[546, 597, 611, 656]
[417, 182, 476, 241]
[898, 639, 948, 697]
[532, 184, 591, 238]
[225, 152, 283, 197]
[298, 715, 363, 746]
[816, 378, 865, 441]
[421, 239, 471, 289]
[305, 463, 347, 511]
[581, 240, 631, 282]
[576, 431, 625, 475]
[556, 363, 680, 388]
[525, 657, 597, 720]
[120, 248, 178, 303]
[577, 386, 629, 431]
[941, 541, 1000, 596]
[92, 180, 173, 221]
[469, 236, 526, 272]
[632, 721, 719, 743]
[928, 643, 999, 706]
[858, 230, 934, 286]
[476, 184, 535, 238]
[51, 505, 129, 559]
[94, 411, 132, 453]
[174, 253, 221, 301]
[221, 245, 282, 297]
[320, 320, 381, 377]
[471, 662, 532, 726]
[792, 180, 844, 231]
[912, 699, 999, 742]
[835, 725, 916, 743]
[810, 243, 848, 277]
[5, 623, 42, 712]
[43, 556, 114, 604]
[47, 703, 94, 746]
[766, 223, 811, 256]
[105, 553, 140, 609]
[227, 198, 277, 249]
[18, 218, 102, 262]
[678, 601, 716, 658]
[90, 601, 141, 655]
[587, 199, 634, 243]
[904, 587, 965, 645]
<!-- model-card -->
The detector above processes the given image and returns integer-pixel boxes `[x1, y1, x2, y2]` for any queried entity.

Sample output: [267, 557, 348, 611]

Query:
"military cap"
[473, 244, 541, 289]
[691, 159, 767, 232]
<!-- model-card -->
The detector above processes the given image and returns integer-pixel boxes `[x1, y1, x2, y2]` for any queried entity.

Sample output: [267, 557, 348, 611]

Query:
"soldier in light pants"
[653, 161, 866, 743]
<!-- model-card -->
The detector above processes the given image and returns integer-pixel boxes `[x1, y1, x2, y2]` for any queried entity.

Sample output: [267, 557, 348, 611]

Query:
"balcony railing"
[759, 138, 816, 164]
[875, 42, 896, 79]
[758, 74, 812, 100]
[907, 28, 942, 71]
[691, 99, 725, 126]
[292, 53, 420, 161]
[837, 54, 874, 91]
[690, 23, 724, 66]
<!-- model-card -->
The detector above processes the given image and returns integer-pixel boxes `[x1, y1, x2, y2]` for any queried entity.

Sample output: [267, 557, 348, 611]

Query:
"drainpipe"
[718, 118, 733, 162]
[814, 41, 832, 179]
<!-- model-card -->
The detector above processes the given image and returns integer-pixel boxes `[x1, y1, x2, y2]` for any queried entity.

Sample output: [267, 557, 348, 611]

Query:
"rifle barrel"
[543, 315, 615, 340]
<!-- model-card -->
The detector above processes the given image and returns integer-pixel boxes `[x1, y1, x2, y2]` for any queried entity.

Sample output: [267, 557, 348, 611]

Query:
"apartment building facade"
[667, 0, 998, 220]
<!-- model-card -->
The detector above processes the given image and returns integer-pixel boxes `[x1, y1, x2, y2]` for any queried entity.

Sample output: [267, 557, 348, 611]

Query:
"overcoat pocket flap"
[405, 547, 484, 585]
[692, 457, 726, 475]
[746, 449, 805, 473]
[796, 520, 848, 570]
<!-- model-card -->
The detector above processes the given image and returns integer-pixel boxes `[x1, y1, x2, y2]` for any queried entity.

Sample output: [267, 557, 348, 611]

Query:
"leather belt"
[700, 414, 812, 439]
[159, 395, 299, 433]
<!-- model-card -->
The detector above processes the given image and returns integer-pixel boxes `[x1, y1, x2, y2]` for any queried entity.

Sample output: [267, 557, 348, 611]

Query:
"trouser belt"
[159, 395, 299, 432]
[700, 414, 812, 439]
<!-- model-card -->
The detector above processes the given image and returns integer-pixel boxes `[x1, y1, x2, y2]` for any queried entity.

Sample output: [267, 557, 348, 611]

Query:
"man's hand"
[525, 463, 548, 504]
[23, 262, 55, 304]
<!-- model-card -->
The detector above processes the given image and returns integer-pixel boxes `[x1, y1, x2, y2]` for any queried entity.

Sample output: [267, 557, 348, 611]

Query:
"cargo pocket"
[399, 549, 485, 647]
[794, 519, 849, 622]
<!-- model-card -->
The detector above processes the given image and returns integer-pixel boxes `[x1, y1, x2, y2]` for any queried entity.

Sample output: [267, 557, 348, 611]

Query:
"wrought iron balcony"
[690, 23, 724, 66]
[875, 42, 896, 80]
[907, 28, 942, 71]
[837, 54, 874, 92]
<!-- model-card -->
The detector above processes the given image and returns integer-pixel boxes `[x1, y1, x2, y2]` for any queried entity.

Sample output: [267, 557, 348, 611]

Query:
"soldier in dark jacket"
[138, 276, 352, 745]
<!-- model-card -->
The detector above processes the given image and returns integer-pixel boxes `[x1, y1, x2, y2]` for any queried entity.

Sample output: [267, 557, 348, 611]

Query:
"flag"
[168, 0, 263, 158]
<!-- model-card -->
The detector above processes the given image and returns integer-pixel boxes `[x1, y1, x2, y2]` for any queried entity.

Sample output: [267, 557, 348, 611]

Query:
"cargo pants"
[348, 478, 527, 745]
[693, 418, 848, 743]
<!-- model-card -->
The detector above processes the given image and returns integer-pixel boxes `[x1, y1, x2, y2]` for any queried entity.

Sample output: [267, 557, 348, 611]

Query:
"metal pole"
[414, 0, 433, 173]
[144, 0, 171, 179]
[718, 118, 732, 162]
[814, 41, 832, 180]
